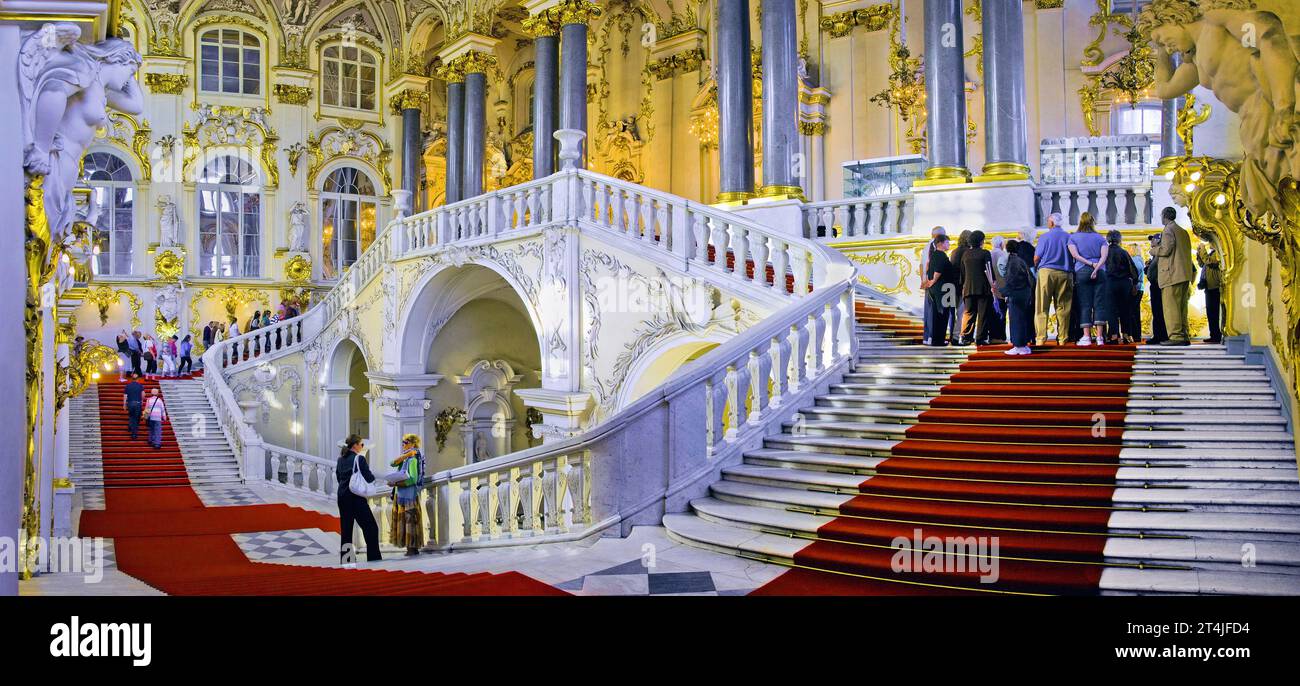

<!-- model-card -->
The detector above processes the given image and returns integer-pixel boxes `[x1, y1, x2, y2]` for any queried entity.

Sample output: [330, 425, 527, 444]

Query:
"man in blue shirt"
[122, 373, 145, 440]
[1033, 213, 1074, 344]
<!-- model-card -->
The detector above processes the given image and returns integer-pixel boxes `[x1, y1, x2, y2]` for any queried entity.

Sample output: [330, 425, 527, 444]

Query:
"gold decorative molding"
[647, 48, 705, 81]
[799, 120, 827, 136]
[554, 0, 603, 26]
[188, 285, 270, 346]
[1082, 0, 1133, 67]
[273, 84, 312, 106]
[1176, 93, 1212, 157]
[143, 73, 188, 95]
[521, 12, 560, 38]
[183, 104, 280, 190]
[1036, 0, 1065, 8]
[450, 50, 499, 76]
[85, 284, 143, 328]
[820, 4, 894, 39]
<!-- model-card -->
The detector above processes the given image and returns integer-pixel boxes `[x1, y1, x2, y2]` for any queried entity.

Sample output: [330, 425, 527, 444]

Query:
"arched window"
[199, 29, 261, 95]
[197, 156, 261, 277]
[83, 151, 134, 276]
[320, 167, 379, 280]
[321, 44, 378, 111]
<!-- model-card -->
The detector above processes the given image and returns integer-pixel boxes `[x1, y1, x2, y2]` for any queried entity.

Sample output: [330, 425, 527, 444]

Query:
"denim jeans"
[148, 418, 163, 448]
[1074, 266, 1110, 326]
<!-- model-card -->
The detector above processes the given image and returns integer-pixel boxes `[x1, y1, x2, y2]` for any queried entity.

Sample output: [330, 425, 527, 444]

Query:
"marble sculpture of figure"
[288, 202, 309, 252]
[1141, 0, 1300, 215]
[19, 23, 144, 239]
[157, 195, 179, 246]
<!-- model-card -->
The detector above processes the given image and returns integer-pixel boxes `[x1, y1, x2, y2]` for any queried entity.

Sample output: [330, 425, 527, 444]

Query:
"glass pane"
[320, 199, 337, 278]
[223, 73, 239, 94]
[244, 78, 259, 96]
[343, 46, 357, 61]
[201, 73, 219, 92]
[359, 202, 376, 251]
[201, 45, 218, 61]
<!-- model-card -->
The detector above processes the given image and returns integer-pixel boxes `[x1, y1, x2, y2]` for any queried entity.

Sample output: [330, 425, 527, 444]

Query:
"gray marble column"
[1160, 96, 1186, 159]
[923, 0, 969, 180]
[761, 0, 799, 195]
[533, 33, 560, 177]
[717, 0, 755, 201]
[400, 105, 421, 194]
[445, 79, 465, 203]
[463, 70, 487, 198]
[560, 22, 588, 168]
[980, 0, 1029, 176]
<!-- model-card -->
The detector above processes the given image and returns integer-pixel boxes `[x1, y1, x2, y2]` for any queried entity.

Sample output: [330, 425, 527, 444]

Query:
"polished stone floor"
[19, 481, 787, 596]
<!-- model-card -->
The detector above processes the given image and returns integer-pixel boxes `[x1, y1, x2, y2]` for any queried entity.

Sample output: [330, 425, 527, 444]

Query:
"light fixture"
[1164, 171, 1175, 181]
[1190, 170, 1202, 182]
[1184, 182, 1196, 193]
[1214, 193, 1227, 206]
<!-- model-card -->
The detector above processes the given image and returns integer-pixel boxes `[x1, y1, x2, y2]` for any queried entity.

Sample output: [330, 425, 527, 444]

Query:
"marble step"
[798, 405, 1289, 430]
[664, 511, 1300, 593]
[780, 419, 1294, 449]
[723, 463, 1300, 513]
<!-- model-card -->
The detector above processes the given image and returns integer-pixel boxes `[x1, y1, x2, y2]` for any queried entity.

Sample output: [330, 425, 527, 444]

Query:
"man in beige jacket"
[1151, 207, 1196, 346]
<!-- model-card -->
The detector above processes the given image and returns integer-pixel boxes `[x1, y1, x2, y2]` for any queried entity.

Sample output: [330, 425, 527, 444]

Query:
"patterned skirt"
[390, 499, 425, 550]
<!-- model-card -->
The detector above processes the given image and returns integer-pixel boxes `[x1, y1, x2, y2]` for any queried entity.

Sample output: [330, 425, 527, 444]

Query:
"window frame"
[198, 27, 263, 97]
[320, 43, 380, 112]
[319, 165, 380, 280]
[196, 156, 262, 279]
[83, 151, 135, 277]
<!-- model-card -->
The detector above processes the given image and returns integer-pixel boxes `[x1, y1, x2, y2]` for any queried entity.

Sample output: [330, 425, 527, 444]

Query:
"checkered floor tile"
[195, 486, 265, 508]
[555, 559, 751, 596]
[231, 529, 330, 561]
[80, 490, 105, 511]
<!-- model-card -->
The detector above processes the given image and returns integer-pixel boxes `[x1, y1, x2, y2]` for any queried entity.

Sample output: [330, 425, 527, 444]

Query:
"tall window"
[197, 156, 261, 277]
[200, 29, 261, 96]
[321, 167, 378, 280]
[1114, 103, 1163, 179]
[322, 45, 378, 111]
[84, 152, 134, 276]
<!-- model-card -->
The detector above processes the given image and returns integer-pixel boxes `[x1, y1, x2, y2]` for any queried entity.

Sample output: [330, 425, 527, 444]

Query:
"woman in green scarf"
[390, 434, 425, 555]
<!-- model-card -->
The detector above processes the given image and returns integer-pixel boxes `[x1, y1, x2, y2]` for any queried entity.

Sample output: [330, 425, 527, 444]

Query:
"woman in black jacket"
[999, 240, 1036, 355]
[335, 434, 383, 564]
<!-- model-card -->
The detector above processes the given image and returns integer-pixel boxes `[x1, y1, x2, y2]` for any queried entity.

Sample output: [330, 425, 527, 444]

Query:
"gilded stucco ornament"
[273, 84, 312, 105]
[820, 4, 893, 39]
[285, 254, 313, 283]
[85, 284, 143, 328]
[154, 248, 184, 281]
[143, 73, 188, 94]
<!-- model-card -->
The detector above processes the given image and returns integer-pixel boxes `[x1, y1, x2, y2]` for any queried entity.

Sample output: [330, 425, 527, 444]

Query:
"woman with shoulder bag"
[335, 434, 383, 565]
[1104, 230, 1140, 344]
[388, 434, 426, 556]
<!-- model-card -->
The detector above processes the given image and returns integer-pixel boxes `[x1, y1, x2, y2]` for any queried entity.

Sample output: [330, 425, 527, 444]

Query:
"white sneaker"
[1078, 336, 1092, 346]
[1018, 346, 1033, 355]
[1094, 336, 1105, 346]
[1004, 347, 1019, 356]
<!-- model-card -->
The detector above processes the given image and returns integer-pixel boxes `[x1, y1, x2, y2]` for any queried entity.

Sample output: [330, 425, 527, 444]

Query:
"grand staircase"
[81, 376, 241, 488]
[665, 295, 1300, 595]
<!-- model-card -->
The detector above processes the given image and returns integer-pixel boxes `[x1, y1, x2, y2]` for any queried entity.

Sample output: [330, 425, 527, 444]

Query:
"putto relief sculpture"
[1142, 0, 1300, 215]
[19, 23, 144, 239]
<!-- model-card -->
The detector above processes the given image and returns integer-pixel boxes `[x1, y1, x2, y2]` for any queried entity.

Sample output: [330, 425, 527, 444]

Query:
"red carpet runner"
[754, 340, 1136, 596]
[80, 379, 564, 596]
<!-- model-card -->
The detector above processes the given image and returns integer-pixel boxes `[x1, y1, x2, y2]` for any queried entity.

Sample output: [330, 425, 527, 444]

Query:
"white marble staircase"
[68, 386, 105, 491]
[157, 378, 243, 486]
[665, 295, 1300, 595]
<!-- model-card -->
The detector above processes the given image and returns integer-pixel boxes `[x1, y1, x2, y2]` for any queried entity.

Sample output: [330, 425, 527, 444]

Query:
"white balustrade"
[1035, 182, 1154, 227]
[198, 167, 858, 553]
[802, 194, 913, 241]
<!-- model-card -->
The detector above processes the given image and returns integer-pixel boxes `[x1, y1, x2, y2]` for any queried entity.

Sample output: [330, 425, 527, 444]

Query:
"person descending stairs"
[665, 292, 1300, 595]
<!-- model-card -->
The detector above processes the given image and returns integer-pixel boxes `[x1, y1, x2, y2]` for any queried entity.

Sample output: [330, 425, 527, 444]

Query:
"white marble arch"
[455, 359, 524, 462]
[319, 335, 372, 453]
[392, 262, 546, 376]
[614, 331, 728, 412]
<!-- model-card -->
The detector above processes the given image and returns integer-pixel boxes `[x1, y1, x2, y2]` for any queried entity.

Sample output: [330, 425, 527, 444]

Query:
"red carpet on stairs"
[754, 342, 1136, 596]
[83, 380, 564, 596]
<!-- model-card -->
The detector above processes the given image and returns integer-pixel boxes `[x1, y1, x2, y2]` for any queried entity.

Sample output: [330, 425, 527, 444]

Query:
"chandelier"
[1099, 25, 1154, 108]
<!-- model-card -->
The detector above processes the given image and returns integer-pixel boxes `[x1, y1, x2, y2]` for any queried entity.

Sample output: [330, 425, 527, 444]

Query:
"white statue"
[284, 0, 312, 25]
[1142, 0, 1300, 214]
[288, 201, 308, 252]
[19, 23, 144, 239]
[156, 282, 182, 323]
[157, 195, 179, 246]
[473, 430, 490, 462]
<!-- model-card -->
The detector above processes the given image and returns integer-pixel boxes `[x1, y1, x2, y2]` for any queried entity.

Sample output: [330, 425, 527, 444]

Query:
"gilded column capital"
[450, 50, 499, 76]
[390, 88, 429, 114]
[553, 0, 602, 26]
[436, 62, 466, 83]
[521, 13, 561, 38]
[272, 84, 312, 105]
